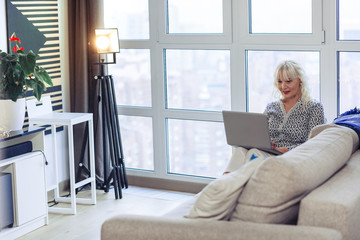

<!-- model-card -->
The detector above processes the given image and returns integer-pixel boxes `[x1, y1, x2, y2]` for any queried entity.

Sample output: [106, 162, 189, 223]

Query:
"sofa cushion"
[185, 156, 264, 220]
[231, 124, 359, 224]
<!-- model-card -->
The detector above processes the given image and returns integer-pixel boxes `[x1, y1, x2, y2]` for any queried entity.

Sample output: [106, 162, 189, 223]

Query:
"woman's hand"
[271, 142, 289, 153]
[275, 146, 289, 153]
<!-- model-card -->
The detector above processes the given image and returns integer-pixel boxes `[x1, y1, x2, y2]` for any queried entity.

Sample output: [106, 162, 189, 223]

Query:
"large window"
[102, 0, 355, 185]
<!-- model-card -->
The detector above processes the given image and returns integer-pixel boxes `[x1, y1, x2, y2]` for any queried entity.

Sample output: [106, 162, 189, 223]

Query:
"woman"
[223, 60, 326, 174]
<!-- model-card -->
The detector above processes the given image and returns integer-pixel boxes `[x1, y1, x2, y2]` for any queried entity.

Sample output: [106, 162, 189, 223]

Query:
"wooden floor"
[17, 186, 194, 240]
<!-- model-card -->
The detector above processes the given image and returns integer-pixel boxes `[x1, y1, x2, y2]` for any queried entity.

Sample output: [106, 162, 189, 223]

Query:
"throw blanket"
[333, 107, 360, 143]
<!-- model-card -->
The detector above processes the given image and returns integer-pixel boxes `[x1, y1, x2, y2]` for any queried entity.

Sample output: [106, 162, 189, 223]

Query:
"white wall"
[58, 0, 70, 112]
[0, 0, 7, 51]
[57, 0, 71, 184]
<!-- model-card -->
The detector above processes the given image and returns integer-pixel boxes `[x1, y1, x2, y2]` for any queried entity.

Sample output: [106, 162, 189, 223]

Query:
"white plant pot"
[0, 98, 26, 132]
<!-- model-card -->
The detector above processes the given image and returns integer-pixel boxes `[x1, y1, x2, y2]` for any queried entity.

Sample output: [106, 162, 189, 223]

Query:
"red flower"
[9, 36, 21, 44]
[12, 46, 24, 53]
[9, 33, 24, 53]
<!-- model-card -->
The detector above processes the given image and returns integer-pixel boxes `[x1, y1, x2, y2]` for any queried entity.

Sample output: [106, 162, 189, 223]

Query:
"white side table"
[27, 97, 96, 214]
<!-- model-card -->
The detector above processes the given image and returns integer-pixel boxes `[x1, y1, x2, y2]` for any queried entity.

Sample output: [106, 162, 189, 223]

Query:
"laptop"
[222, 110, 282, 155]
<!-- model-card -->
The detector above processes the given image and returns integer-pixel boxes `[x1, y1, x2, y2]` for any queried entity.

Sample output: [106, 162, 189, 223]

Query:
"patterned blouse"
[264, 99, 326, 150]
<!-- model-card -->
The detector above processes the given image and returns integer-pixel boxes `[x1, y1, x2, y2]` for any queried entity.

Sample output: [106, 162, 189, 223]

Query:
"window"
[167, 0, 223, 34]
[120, 115, 154, 171]
[158, 0, 232, 43]
[338, 0, 360, 40]
[250, 0, 312, 34]
[165, 49, 231, 111]
[104, 0, 149, 39]
[336, 0, 360, 115]
[338, 52, 360, 113]
[167, 119, 231, 178]
[239, 0, 322, 44]
[101, 0, 353, 186]
[108, 49, 152, 107]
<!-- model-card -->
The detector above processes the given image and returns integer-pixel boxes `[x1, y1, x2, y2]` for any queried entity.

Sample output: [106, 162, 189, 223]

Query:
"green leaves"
[25, 77, 45, 101]
[18, 50, 37, 77]
[0, 52, 26, 101]
[0, 49, 53, 102]
[34, 65, 53, 86]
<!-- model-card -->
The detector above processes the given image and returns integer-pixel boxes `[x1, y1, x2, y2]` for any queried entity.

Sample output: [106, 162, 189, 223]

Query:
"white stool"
[26, 96, 96, 214]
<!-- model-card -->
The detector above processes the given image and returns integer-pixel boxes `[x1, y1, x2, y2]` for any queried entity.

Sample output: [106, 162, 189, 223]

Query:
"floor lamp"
[78, 28, 127, 199]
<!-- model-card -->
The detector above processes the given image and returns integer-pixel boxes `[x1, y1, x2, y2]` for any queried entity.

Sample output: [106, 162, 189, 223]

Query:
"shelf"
[0, 130, 47, 239]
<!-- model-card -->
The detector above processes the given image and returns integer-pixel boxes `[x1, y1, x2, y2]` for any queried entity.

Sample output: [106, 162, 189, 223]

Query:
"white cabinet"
[13, 152, 47, 227]
[0, 129, 48, 240]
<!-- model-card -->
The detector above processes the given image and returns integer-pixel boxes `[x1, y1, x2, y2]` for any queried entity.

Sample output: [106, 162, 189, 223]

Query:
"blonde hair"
[273, 60, 312, 103]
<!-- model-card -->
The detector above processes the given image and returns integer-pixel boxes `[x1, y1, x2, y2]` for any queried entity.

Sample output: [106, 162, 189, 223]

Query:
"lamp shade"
[95, 28, 120, 54]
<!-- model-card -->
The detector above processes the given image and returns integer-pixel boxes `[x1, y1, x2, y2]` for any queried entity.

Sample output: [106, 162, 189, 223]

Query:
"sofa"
[101, 123, 360, 240]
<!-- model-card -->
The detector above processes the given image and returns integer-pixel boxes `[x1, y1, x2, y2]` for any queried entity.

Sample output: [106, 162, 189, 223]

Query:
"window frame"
[238, 0, 324, 45]
[157, 0, 233, 44]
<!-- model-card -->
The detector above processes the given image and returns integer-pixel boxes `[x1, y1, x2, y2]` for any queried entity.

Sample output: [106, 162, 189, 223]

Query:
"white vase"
[0, 98, 26, 132]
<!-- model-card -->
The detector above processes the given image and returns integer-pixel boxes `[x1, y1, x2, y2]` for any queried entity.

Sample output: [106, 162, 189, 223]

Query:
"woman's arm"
[308, 102, 326, 132]
[282, 102, 326, 152]
[270, 101, 326, 153]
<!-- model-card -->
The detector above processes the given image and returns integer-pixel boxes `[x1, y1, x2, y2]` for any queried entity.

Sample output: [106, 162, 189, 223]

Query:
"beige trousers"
[223, 147, 274, 173]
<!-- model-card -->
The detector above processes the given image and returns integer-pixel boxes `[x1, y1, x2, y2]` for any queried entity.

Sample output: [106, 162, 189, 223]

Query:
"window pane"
[247, 51, 320, 113]
[250, 0, 312, 34]
[338, 52, 360, 113]
[109, 49, 151, 107]
[165, 50, 231, 111]
[338, 0, 360, 40]
[104, 0, 149, 39]
[167, 0, 223, 33]
[120, 116, 154, 171]
[167, 119, 231, 178]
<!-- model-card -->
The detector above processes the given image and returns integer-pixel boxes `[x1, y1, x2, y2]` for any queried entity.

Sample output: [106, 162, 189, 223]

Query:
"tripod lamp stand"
[93, 28, 127, 199]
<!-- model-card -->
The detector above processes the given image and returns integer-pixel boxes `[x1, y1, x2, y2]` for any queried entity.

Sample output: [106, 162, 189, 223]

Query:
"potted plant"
[0, 33, 53, 133]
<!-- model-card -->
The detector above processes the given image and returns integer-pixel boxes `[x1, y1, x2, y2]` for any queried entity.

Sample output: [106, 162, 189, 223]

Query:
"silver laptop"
[222, 110, 282, 155]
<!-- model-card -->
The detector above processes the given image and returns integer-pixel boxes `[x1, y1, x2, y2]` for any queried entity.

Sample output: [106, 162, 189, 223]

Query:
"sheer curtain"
[67, 0, 105, 182]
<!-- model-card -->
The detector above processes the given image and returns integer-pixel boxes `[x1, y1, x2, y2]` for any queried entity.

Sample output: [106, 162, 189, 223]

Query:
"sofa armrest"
[101, 215, 342, 240]
[298, 150, 360, 240]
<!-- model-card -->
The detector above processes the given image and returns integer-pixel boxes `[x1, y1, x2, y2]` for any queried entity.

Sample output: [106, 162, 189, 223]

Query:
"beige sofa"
[101, 124, 360, 240]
